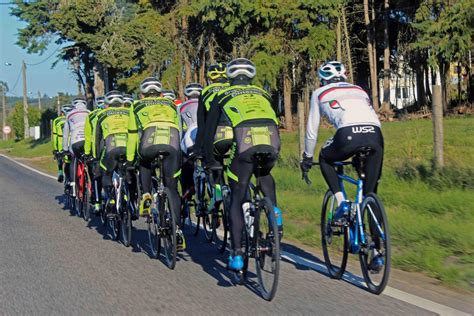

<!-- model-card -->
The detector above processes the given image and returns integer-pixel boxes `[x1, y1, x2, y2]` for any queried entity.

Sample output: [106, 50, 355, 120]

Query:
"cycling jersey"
[195, 82, 230, 153]
[127, 97, 180, 162]
[84, 108, 102, 158]
[178, 99, 198, 155]
[304, 82, 380, 157]
[52, 116, 65, 152]
[63, 107, 89, 154]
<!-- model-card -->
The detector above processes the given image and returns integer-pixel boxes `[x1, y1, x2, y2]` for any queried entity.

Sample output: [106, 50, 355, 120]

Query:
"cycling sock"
[335, 192, 345, 206]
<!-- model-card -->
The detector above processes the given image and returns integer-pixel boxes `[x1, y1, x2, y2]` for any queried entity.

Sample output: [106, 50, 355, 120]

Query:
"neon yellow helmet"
[206, 63, 227, 81]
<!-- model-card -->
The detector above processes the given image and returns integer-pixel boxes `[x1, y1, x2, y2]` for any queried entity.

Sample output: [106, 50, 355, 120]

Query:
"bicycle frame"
[335, 162, 385, 254]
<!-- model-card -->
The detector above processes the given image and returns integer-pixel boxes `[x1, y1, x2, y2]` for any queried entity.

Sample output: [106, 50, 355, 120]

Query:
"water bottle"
[274, 206, 283, 228]
[243, 202, 251, 228]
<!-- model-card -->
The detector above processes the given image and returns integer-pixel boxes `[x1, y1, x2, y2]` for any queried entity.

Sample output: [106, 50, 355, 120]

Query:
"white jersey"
[63, 107, 89, 153]
[178, 99, 198, 154]
[304, 82, 380, 157]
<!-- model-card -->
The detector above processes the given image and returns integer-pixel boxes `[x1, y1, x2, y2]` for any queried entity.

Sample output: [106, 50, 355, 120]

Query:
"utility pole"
[22, 60, 30, 138]
[38, 91, 42, 111]
[1, 84, 6, 140]
[57, 94, 61, 115]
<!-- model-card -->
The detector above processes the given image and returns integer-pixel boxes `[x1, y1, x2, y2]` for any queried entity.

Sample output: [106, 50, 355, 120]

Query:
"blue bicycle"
[304, 147, 391, 294]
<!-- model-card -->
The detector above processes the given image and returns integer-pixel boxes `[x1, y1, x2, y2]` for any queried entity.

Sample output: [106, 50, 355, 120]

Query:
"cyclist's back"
[63, 100, 89, 156]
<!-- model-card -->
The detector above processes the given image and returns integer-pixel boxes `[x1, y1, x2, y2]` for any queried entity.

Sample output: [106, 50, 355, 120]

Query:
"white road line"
[1, 154, 471, 316]
[0, 154, 57, 180]
[282, 252, 470, 316]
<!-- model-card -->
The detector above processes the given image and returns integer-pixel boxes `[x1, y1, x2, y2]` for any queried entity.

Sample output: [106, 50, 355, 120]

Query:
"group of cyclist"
[51, 58, 384, 272]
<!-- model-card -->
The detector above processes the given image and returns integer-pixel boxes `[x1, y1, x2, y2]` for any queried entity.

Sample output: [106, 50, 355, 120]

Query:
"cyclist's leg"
[56, 156, 64, 182]
[363, 128, 384, 195]
[93, 161, 103, 213]
[100, 148, 119, 213]
[180, 156, 194, 196]
[162, 149, 182, 222]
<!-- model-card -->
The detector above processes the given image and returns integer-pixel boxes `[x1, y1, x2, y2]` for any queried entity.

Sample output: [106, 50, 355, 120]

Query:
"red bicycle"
[75, 156, 92, 221]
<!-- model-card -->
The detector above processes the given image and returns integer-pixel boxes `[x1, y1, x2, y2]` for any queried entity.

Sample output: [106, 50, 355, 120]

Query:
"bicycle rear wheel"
[107, 190, 120, 241]
[120, 187, 132, 247]
[255, 197, 280, 301]
[147, 210, 161, 259]
[203, 212, 213, 242]
[359, 193, 391, 294]
[218, 189, 230, 254]
[82, 176, 91, 221]
[160, 188, 177, 269]
[321, 190, 348, 279]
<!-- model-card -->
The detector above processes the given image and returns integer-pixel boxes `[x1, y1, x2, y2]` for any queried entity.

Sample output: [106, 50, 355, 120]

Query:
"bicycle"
[147, 151, 178, 269]
[232, 152, 281, 301]
[106, 156, 137, 246]
[304, 147, 391, 294]
[62, 152, 75, 211]
[75, 155, 92, 221]
[188, 157, 208, 237]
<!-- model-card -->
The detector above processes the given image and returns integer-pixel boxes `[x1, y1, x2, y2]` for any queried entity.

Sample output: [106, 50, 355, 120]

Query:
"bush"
[7, 101, 41, 139]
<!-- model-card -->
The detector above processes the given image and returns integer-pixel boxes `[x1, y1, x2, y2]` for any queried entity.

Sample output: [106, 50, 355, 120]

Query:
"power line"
[25, 46, 62, 66]
[9, 67, 22, 94]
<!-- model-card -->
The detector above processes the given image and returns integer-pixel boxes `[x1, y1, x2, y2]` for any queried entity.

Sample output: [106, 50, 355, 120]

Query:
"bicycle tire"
[147, 211, 161, 259]
[82, 175, 91, 222]
[120, 186, 132, 247]
[218, 190, 230, 254]
[160, 188, 177, 269]
[203, 212, 213, 242]
[233, 227, 249, 285]
[187, 199, 200, 236]
[359, 193, 391, 294]
[255, 197, 280, 301]
[107, 189, 120, 241]
[321, 190, 349, 279]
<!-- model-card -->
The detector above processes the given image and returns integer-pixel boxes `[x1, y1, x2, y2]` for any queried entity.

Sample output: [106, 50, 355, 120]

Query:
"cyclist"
[179, 83, 203, 197]
[126, 77, 185, 250]
[62, 96, 89, 198]
[300, 61, 384, 222]
[195, 62, 230, 156]
[52, 104, 72, 182]
[95, 90, 130, 216]
[83, 96, 106, 214]
[162, 89, 177, 102]
[123, 94, 134, 108]
[202, 58, 282, 271]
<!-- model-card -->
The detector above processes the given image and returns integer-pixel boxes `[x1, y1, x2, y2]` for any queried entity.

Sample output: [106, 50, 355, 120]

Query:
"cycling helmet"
[104, 90, 123, 106]
[207, 63, 227, 81]
[72, 96, 87, 109]
[61, 104, 73, 115]
[123, 94, 134, 106]
[318, 61, 347, 84]
[162, 89, 177, 101]
[139, 77, 162, 94]
[227, 58, 256, 79]
[95, 96, 105, 109]
[184, 83, 203, 98]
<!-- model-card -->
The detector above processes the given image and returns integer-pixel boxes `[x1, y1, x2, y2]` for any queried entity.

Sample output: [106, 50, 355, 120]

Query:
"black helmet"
[207, 63, 227, 81]
[162, 89, 177, 101]
[123, 93, 134, 106]
[184, 83, 203, 98]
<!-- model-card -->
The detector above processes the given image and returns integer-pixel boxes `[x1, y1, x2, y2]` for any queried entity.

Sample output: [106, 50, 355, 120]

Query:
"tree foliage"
[8, 101, 41, 139]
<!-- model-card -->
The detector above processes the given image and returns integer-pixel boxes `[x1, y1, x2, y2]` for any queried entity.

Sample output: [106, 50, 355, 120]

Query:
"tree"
[8, 101, 40, 139]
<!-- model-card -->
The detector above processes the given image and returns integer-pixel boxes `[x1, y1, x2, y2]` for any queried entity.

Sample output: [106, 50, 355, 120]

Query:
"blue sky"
[0, 4, 77, 97]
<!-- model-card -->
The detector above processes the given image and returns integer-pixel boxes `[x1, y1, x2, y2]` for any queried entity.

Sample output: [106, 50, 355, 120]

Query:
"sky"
[0, 3, 77, 97]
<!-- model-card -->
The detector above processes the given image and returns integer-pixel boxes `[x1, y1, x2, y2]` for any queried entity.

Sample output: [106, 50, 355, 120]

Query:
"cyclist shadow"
[181, 229, 237, 289]
[281, 243, 368, 292]
[54, 195, 78, 217]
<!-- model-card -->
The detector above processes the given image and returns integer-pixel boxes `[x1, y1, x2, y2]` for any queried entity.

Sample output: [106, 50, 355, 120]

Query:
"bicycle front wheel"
[359, 193, 391, 294]
[160, 188, 177, 270]
[120, 189, 132, 247]
[255, 198, 280, 301]
[321, 190, 348, 279]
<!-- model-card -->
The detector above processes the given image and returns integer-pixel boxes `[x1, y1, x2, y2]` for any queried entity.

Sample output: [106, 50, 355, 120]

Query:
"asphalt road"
[0, 156, 457, 314]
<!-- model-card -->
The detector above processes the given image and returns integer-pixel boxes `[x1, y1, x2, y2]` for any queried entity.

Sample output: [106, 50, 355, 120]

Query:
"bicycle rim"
[147, 212, 160, 259]
[359, 193, 391, 294]
[161, 188, 177, 269]
[255, 198, 280, 301]
[203, 213, 213, 242]
[321, 190, 348, 279]
[121, 195, 132, 247]
[82, 179, 90, 221]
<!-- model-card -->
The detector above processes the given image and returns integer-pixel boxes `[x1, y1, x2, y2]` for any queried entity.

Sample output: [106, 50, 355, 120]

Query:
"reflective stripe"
[226, 169, 238, 182]
[174, 169, 182, 178]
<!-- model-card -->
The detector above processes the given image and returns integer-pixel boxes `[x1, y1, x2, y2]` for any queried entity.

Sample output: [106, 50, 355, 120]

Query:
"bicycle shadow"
[281, 242, 368, 291]
[54, 194, 79, 218]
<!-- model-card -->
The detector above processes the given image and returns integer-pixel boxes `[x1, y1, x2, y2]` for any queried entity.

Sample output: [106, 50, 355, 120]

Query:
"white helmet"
[162, 89, 177, 101]
[72, 96, 87, 109]
[104, 90, 123, 106]
[227, 58, 256, 79]
[318, 61, 347, 84]
[184, 83, 203, 98]
[140, 77, 162, 94]
[95, 96, 105, 109]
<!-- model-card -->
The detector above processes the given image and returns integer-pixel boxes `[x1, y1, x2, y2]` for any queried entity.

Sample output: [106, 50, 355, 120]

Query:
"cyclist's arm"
[83, 115, 92, 155]
[62, 119, 70, 152]
[94, 114, 104, 160]
[304, 92, 321, 158]
[57, 122, 64, 152]
[126, 106, 138, 162]
[202, 97, 221, 163]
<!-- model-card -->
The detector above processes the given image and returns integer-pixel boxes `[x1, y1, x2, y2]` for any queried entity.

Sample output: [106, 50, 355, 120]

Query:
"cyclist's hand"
[52, 150, 59, 160]
[81, 153, 90, 162]
[300, 153, 313, 185]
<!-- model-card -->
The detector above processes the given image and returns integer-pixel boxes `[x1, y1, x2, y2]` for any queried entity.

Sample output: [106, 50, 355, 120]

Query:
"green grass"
[1, 116, 473, 290]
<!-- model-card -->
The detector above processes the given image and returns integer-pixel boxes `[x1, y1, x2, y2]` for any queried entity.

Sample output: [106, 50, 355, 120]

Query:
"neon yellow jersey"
[52, 116, 66, 151]
[95, 107, 130, 157]
[127, 97, 179, 162]
[84, 109, 102, 157]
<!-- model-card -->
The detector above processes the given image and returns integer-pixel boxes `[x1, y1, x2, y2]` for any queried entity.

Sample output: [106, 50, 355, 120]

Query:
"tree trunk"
[341, 6, 353, 82]
[415, 51, 427, 109]
[93, 61, 105, 98]
[199, 50, 206, 85]
[364, 0, 379, 111]
[283, 69, 293, 131]
[381, 0, 391, 113]
[209, 34, 215, 64]
[336, 14, 342, 61]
